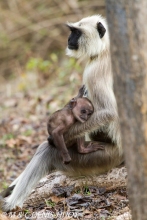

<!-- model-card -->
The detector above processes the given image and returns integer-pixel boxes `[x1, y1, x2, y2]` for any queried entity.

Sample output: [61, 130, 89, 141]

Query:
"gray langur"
[2, 15, 124, 211]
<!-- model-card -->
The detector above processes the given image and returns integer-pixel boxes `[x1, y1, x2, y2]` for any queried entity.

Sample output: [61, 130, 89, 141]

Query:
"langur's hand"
[77, 85, 86, 98]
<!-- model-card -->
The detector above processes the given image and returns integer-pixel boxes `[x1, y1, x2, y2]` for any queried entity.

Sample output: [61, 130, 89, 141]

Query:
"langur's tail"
[3, 141, 52, 211]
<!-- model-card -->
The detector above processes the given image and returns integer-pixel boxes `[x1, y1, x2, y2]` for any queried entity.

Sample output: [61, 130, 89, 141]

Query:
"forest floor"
[0, 64, 130, 219]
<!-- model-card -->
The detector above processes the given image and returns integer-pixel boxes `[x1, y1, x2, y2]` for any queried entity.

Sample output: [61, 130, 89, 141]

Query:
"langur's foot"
[78, 142, 104, 154]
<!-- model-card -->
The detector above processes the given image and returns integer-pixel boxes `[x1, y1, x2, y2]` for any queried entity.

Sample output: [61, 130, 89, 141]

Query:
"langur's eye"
[81, 109, 86, 114]
[70, 28, 81, 36]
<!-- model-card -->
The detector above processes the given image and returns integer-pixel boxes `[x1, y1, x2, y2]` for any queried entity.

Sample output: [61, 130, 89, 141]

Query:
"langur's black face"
[67, 26, 82, 50]
[66, 15, 108, 59]
[72, 98, 94, 123]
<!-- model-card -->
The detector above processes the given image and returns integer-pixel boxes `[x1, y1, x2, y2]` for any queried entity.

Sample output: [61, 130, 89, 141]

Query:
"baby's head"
[69, 97, 94, 123]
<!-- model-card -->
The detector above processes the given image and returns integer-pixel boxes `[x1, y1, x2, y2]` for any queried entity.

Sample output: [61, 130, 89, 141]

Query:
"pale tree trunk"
[106, 0, 147, 220]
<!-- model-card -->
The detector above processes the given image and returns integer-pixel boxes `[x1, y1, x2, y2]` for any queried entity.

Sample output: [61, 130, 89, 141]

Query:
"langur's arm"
[52, 126, 71, 164]
[65, 108, 117, 142]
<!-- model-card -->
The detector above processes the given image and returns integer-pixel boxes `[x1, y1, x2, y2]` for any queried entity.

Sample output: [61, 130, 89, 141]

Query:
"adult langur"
[2, 15, 124, 211]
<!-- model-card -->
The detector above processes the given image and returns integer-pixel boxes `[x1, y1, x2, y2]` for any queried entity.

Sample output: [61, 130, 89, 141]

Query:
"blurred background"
[0, 0, 105, 190]
[0, 0, 105, 79]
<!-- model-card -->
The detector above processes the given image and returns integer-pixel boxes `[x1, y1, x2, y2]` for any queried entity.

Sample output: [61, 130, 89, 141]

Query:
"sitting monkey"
[47, 87, 103, 164]
[2, 15, 124, 212]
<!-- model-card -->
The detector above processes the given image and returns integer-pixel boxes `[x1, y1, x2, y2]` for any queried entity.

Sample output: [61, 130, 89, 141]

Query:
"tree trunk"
[106, 1, 147, 219]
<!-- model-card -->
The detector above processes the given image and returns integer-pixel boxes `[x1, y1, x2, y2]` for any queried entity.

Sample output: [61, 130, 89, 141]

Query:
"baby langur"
[47, 86, 103, 164]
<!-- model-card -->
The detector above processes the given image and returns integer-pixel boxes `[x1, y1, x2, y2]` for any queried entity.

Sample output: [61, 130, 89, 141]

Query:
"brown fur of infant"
[47, 87, 99, 164]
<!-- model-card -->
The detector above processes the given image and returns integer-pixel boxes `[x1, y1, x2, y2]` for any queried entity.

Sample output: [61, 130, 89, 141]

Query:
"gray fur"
[3, 15, 124, 211]
[4, 142, 53, 211]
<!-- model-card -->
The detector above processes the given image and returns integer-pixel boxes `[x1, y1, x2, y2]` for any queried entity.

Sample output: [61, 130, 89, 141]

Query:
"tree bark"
[106, 1, 147, 220]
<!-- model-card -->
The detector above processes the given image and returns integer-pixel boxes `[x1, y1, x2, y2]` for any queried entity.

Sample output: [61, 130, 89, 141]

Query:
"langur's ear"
[97, 22, 106, 38]
[69, 98, 77, 109]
